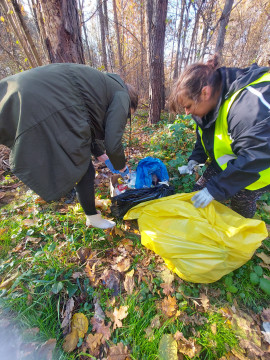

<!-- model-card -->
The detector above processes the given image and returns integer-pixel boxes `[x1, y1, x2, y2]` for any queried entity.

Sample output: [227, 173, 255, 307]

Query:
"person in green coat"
[0, 63, 138, 229]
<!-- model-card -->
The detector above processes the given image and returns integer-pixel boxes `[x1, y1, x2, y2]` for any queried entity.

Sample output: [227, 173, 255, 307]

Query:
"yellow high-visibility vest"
[198, 72, 270, 190]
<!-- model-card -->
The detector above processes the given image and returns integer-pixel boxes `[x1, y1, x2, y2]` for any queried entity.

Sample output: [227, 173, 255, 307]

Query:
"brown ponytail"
[168, 55, 221, 113]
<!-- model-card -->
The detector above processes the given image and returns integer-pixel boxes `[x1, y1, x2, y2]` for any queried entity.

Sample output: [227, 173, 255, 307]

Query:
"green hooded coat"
[0, 63, 130, 201]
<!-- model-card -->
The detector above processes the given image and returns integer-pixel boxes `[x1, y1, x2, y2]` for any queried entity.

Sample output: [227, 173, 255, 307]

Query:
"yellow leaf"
[158, 334, 178, 360]
[0, 16, 5, 22]
[16, 40, 19, 44]
[71, 313, 89, 338]
[256, 252, 270, 265]
[62, 330, 79, 353]
[24, 58, 28, 62]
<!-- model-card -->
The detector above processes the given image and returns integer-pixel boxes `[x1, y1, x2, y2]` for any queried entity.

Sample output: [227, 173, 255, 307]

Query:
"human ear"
[201, 86, 212, 101]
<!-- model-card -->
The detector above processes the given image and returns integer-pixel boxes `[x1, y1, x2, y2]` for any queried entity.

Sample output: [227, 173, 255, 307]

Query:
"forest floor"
[0, 109, 270, 360]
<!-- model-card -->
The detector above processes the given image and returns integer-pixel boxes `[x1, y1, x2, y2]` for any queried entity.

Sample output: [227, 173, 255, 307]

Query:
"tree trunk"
[97, 0, 107, 70]
[215, 0, 234, 60]
[0, 0, 37, 67]
[103, 0, 115, 71]
[146, 0, 168, 124]
[39, 0, 85, 64]
[78, 0, 92, 65]
[11, 0, 43, 66]
[173, 0, 186, 80]
[112, 0, 123, 77]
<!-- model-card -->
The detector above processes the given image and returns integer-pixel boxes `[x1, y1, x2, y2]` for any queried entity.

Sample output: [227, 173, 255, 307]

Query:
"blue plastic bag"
[135, 157, 169, 189]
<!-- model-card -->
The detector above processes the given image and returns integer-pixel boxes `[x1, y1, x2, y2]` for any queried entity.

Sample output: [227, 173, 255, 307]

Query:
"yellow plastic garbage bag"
[124, 193, 268, 283]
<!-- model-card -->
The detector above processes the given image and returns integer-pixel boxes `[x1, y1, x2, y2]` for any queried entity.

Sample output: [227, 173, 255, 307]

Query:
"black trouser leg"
[231, 186, 270, 218]
[75, 160, 97, 216]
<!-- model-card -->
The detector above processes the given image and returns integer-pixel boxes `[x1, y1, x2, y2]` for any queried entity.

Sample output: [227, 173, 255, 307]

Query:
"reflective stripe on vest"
[199, 72, 270, 191]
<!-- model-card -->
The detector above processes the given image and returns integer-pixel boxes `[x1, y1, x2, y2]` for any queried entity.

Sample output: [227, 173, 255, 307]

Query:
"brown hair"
[126, 83, 139, 111]
[168, 54, 221, 113]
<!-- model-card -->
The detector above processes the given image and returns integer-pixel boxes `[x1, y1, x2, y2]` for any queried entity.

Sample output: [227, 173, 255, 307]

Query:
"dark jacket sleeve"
[188, 128, 208, 164]
[91, 140, 105, 158]
[104, 91, 130, 170]
[206, 84, 270, 201]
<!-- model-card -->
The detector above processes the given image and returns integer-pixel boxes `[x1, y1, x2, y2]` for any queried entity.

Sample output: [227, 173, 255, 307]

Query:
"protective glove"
[192, 187, 214, 208]
[105, 159, 119, 173]
[119, 166, 129, 178]
[187, 160, 199, 173]
[178, 160, 199, 175]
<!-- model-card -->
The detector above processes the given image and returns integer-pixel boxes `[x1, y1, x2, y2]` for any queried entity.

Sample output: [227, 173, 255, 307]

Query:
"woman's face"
[177, 87, 217, 118]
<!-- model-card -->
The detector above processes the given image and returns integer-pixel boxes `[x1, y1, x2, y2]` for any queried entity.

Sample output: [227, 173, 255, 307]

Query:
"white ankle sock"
[86, 213, 115, 229]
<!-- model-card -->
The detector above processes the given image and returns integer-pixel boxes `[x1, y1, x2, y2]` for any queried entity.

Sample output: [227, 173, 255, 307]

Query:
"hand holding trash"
[178, 160, 199, 175]
[105, 158, 129, 178]
[192, 187, 214, 208]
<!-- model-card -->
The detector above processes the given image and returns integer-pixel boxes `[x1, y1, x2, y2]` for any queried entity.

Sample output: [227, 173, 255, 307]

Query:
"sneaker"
[86, 213, 115, 229]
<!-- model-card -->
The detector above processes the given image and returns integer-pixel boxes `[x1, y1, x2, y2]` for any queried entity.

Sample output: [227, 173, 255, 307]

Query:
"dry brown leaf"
[231, 348, 250, 360]
[239, 339, 265, 358]
[85, 263, 99, 286]
[22, 218, 39, 227]
[256, 252, 270, 265]
[77, 247, 92, 263]
[119, 238, 133, 252]
[160, 268, 174, 285]
[113, 227, 125, 237]
[145, 315, 161, 339]
[160, 282, 174, 296]
[106, 305, 129, 330]
[61, 297, 75, 332]
[0, 271, 20, 289]
[161, 296, 177, 317]
[175, 333, 201, 358]
[71, 313, 89, 338]
[37, 338, 57, 360]
[261, 308, 270, 322]
[200, 293, 210, 312]
[86, 333, 103, 356]
[62, 330, 79, 353]
[101, 269, 121, 296]
[210, 323, 217, 335]
[91, 317, 112, 342]
[108, 342, 130, 360]
[124, 269, 135, 294]
[231, 314, 261, 347]
[112, 257, 131, 273]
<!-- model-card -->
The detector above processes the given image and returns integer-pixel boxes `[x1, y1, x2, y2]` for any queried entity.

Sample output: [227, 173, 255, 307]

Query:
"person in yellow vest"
[168, 55, 270, 218]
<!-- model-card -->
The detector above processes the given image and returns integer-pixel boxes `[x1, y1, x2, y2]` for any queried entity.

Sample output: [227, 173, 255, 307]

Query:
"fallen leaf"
[160, 267, 174, 285]
[71, 313, 89, 338]
[62, 330, 79, 353]
[37, 338, 56, 360]
[61, 297, 75, 332]
[77, 247, 92, 263]
[86, 333, 103, 356]
[175, 332, 201, 358]
[113, 227, 125, 237]
[256, 252, 270, 265]
[200, 293, 210, 312]
[158, 334, 178, 360]
[112, 257, 131, 273]
[161, 296, 177, 317]
[0, 271, 20, 289]
[160, 282, 174, 296]
[22, 218, 39, 227]
[124, 269, 135, 294]
[101, 269, 121, 296]
[108, 342, 130, 360]
[261, 308, 270, 322]
[106, 305, 129, 330]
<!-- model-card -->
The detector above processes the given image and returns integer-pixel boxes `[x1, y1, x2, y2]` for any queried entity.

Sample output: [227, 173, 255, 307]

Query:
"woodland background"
[0, 0, 270, 124]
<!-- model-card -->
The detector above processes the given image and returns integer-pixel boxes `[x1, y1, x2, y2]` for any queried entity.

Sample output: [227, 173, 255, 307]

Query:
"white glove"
[178, 160, 199, 175]
[187, 160, 199, 173]
[192, 188, 214, 208]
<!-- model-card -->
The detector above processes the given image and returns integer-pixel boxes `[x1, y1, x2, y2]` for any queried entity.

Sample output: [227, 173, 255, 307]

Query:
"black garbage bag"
[110, 184, 175, 218]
